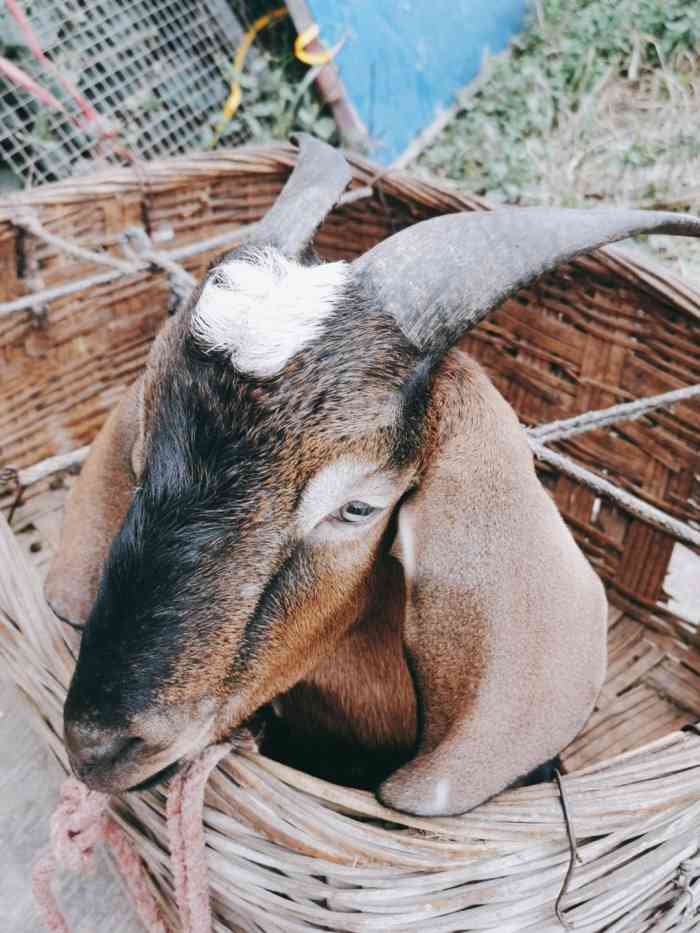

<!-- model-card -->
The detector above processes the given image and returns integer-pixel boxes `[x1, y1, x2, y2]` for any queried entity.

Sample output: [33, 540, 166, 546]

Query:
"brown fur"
[378, 347, 607, 814]
[47, 335, 606, 813]
[263, 553, 417, 787]
[44, 378, 142, 623]
[47, 136, 614, 811]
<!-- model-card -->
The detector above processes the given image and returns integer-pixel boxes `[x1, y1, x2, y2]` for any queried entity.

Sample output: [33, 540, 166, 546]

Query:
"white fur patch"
[394, 506, 417, 582]
[191, 248, 348, 378]
[297, 457, 401, 537]
[433, 778, 451, 812]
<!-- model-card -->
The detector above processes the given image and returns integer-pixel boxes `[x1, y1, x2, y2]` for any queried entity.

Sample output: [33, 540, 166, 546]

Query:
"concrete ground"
[0, 678, 141, 933]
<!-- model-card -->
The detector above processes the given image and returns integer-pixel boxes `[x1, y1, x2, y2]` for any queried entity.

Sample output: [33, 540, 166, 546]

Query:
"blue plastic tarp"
[306, 0, 527, 163]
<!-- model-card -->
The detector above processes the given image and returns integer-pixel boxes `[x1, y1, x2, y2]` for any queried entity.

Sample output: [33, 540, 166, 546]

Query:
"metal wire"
[0, 0, 245, 186]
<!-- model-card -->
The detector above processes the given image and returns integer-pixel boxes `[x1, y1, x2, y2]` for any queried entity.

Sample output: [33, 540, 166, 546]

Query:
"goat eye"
[337, 500, 378, 523]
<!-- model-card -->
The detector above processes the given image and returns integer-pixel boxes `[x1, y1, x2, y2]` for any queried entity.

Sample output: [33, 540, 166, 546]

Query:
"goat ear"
[253, 133, 352, 259]
[379, 357, 606, 815]
[44, 379, 142, 624]
[353, 207, 700, 352]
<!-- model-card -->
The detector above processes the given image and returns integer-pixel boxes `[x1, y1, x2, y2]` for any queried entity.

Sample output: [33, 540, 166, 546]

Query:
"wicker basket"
[1, 144, 700, 932]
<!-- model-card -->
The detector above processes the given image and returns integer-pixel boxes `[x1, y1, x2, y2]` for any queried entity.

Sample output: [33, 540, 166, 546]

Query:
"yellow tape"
[294, 22, 335, 66]
[212, 9, 339, 147]
[221, 83, 241, 120]
[212, 7, 288, 146]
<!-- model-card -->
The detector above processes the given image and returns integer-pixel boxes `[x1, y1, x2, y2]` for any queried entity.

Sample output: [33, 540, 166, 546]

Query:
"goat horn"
[254, 134, 351, 259]
[352, 207, 700, 352]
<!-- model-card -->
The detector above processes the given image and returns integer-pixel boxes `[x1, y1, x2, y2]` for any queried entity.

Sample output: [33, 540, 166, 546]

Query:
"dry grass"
[416, 0, 700, 284]
[520, 52, 700, 212]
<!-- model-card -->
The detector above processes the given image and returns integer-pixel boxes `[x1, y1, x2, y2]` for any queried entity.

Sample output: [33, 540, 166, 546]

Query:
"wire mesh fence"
[0, 0, 246, 187]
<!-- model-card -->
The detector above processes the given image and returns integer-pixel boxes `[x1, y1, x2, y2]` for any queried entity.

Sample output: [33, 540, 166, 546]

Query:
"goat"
[45, 135, 700, 816]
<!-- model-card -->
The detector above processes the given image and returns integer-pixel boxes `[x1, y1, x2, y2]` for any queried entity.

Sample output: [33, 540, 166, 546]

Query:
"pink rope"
[32, 745, 230, 933]
[166, 744, 231, 933]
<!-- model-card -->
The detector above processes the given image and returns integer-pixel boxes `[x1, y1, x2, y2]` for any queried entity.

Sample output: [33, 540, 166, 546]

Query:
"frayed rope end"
[32, 746, 230, 933]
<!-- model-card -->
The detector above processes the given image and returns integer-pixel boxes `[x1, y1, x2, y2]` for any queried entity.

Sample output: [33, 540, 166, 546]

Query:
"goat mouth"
[74, 727, 214, 794]
[126, 759, 182, 792]
[121, 717, 219, 792]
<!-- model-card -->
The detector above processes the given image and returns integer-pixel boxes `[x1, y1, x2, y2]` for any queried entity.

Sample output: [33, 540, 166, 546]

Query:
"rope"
[529, 384, 700, 443]
[121, 228, 196, 290]
[166, 744, 231, 933]
[0, 267, 134, 317]
[530, 441, 700, 548]
[32, 744, 232, 933]
[32, 777, 168, 933]
[525, 385, 700, 549]
[8, 208, 137, 274]
[120, 227, 196, 316]
[0, 220, 268, 318]
[4, 210, 202, 318]
[0, 176, 374, 317]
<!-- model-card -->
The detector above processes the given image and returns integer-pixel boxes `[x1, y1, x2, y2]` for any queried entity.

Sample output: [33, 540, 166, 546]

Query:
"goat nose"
[64, 720, 144, 783]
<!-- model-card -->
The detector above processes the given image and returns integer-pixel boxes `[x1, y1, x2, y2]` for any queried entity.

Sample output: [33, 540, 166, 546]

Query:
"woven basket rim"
[2, 143, 700, 931]
[3, 142, 699, 334]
